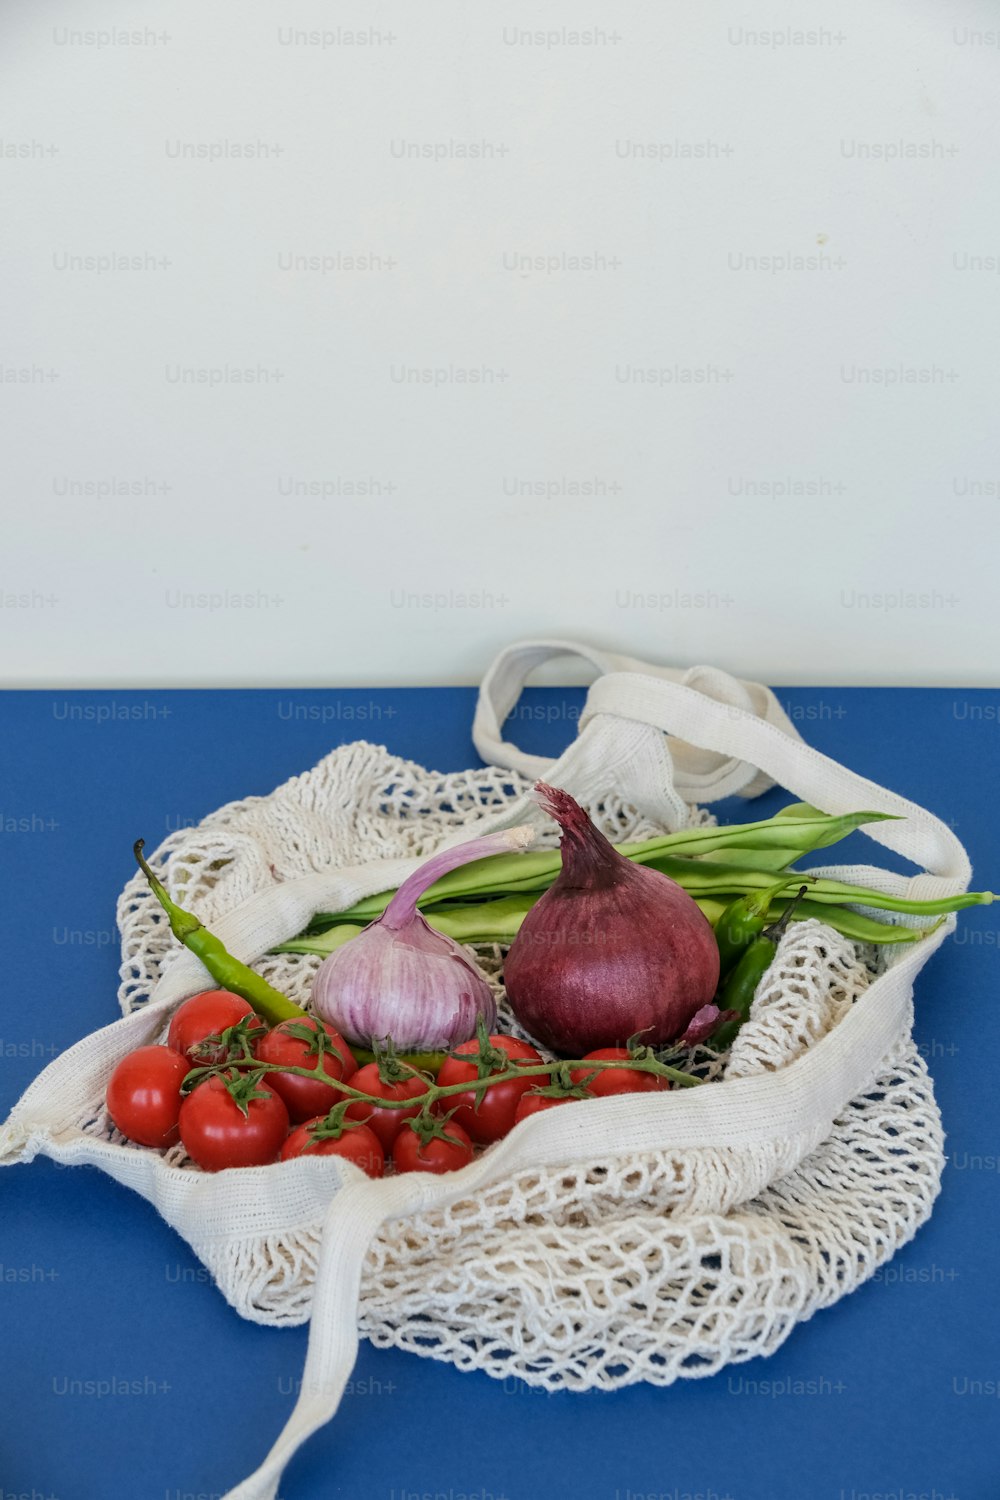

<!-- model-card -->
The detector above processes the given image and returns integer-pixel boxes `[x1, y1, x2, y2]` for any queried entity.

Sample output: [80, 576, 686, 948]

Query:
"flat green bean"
[302, 807, 900, 929]
[274, 888, 933, 957]
[642, 854, 992, 914]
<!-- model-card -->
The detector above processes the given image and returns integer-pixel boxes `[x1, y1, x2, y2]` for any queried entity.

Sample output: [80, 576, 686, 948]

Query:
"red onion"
[311, 825, 534, 1050]
[503, 785, 720, 1054]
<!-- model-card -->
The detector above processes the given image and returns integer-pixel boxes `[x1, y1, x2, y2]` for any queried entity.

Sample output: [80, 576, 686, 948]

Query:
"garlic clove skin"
[312, 913, 498, 1051]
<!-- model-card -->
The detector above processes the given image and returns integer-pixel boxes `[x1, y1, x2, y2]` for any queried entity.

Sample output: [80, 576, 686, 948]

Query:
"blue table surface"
[1, 685, 998, 1500]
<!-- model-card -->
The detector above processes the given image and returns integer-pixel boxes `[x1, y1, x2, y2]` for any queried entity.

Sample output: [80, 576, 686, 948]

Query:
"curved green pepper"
[134, 840, 306, 1025]
[713, 879, 794, 977]
[711, 886, 809, 1051]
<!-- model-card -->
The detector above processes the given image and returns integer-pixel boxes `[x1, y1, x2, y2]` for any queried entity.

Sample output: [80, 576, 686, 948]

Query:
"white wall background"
[2, 0, 998, 688]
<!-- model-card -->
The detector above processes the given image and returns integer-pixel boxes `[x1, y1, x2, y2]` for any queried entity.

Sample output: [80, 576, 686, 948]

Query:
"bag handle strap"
[472, 637, 804, 804]
[473, 639, 969, 893]
[220, 1175, 427, 1500]
[581, 671, 970, 893]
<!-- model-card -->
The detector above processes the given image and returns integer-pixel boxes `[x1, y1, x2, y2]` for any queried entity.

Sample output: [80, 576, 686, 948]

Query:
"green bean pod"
[302, 807, 901, 928]
[302, 845, 991, 935]
[275, 889, 934, 958]
[763, 896, 941, 946]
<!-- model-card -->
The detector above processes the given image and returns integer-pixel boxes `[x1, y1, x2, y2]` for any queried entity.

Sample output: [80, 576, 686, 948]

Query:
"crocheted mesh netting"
[100, 741, 944, 1387]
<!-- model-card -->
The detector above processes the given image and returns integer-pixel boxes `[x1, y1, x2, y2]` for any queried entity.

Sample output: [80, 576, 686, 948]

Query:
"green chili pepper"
[134, 839, 307, 1025]
[710, 886, 809, 1052]
[713, 880, 794, 976]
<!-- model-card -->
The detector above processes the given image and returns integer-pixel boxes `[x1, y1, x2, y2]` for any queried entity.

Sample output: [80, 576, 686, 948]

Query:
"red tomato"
[343, 1063, 428, 1151]
[392, 1119, 474, 1175]
[106, 1045, 190, 1148]
[167, 990, 257, 1062]
[178, 1074, 289, 1171]
[513, 1091, 577, 1124]
[254, 1018, 356, 1123]
[280, 1118, 384, 1177]
[570, 1048, 670, 1098]
[435, 1034, 544, 1143]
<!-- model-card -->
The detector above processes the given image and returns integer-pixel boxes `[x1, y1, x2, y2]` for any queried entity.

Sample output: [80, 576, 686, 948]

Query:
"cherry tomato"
[435, 1034, 544, 1143]
[343, 1063, 428, 1151]
[570, 1048, 670, 1098]
[280, 1118, 384, 1176]
[167, 990, 257, 1062]
[179, 1074, 289, 1171]
[513, 1091, 577, 1124]
[106, 1045, 190, 1148]
[254, 1018, 356, 1123]
[392, 1119, 474, 1175]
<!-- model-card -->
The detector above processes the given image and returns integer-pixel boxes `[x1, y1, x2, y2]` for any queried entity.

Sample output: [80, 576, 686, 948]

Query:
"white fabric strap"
[580, 672, 969, 895]
[472, 638, 803, 804]
[223, 1176, 427, 1500]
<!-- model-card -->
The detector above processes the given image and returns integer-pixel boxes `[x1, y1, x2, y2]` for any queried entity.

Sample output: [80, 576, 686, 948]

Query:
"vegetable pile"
[107, 791, 994, 1177]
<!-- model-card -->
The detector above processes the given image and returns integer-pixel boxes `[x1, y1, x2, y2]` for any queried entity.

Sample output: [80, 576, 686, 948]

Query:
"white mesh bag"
[0, 640, 966, 1500]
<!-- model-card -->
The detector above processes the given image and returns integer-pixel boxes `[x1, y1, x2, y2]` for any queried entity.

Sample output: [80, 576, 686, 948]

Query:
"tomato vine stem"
[182, 1038, 703, 1116]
